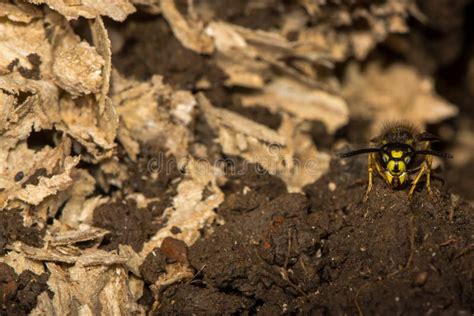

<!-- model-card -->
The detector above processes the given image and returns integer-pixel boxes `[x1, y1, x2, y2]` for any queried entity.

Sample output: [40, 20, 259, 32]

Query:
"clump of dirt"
[187, 193, 319, 311]
[159, 283, 254, 315]
[218, 158, 287, 215]
[121, 142, 181, 202]
[157, 155, 473, 314]
[140, 237, 190, 283]
[299, 163, 473, 314]
[140, 247, 167, 284]
[0, 263, 50, 315]
[160, 236, 189, 264]
[93, 199, 159, 252]
[221, 157, 287, 198]
[303, 149, 367, 213]
[0, 209, 44, 256]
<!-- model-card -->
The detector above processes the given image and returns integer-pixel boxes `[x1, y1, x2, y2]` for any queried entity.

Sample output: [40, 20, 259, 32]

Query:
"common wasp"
[340, 122, 452, 201]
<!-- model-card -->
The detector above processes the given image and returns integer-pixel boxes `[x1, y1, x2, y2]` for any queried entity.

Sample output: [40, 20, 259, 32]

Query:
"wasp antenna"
[339, 148, 380, 158]
[415, 150, 453, 159]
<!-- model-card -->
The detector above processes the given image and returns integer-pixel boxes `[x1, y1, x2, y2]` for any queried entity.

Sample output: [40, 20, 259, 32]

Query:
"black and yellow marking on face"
[384, 170, 408, 187]
[380, 144, 414, 187]
[391, 150, 403, 158]
[386, 160, 406, 174]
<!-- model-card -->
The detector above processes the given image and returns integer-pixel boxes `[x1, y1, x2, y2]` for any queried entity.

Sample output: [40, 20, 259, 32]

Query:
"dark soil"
[140, 247, 167, 284]
[0, 209, 44, 256]
[154, 156, 473, 315]
[0, 263, 50, 315]
[93, 199, 158, 252]
[92, 143, 182, 252]
[159, 283, 254, 315]
[120, 143, 181, 202]
[446, 161, 474, 201]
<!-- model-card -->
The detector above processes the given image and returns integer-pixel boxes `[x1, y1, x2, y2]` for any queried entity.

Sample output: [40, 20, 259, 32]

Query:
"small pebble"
[414, 271, 428, 286]
[160, 237, 188, 264]
[328, 182, 336, 191]
[14, 171, 24, 182]
[170, 226, 182, 235]
[243, 186, 251, 195]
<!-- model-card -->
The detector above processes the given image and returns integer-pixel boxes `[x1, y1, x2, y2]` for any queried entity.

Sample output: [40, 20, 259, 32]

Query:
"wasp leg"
[420, 141, 434, 196]
[409, 141, 436, 199]
[364, 153, 374, 202]
[364, 153, 387, 201]
[425, 154, 433, 196]
[373, 157, 387, 181]
[408, 162, 428, 199]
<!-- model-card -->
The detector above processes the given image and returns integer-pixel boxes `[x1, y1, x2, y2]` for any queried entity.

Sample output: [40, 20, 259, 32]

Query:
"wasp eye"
[404, 156, 411, 163]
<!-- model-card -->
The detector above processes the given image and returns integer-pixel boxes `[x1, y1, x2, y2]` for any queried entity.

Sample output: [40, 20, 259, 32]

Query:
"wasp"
[340, 122, 452, 201]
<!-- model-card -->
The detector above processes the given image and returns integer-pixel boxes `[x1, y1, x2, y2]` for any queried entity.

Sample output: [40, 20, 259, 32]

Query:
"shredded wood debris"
[31, 262, 143, 315]
[151, 263, 194, 293]
[0, 138, 77, 209]
[46, 226, 110, 246]
[0, 251, 45, 276]
[342, 62, 459, 134]
[140, 158, 224, 257]
[0, 1, 42, 23]
[26, 0, 136, 21]
[112, 72, 195, 160]
[59, 94, 118, 162]
[8, 241, 129, 266]
[240, 77, 349, 134]
[277, 114, 331, 192]
[199, 93, 330, 191]
[53, 41, 104, 97]
[198, 93, 292, 175]
[161, 0, 214, 54]
[59, 168, 108, 228]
